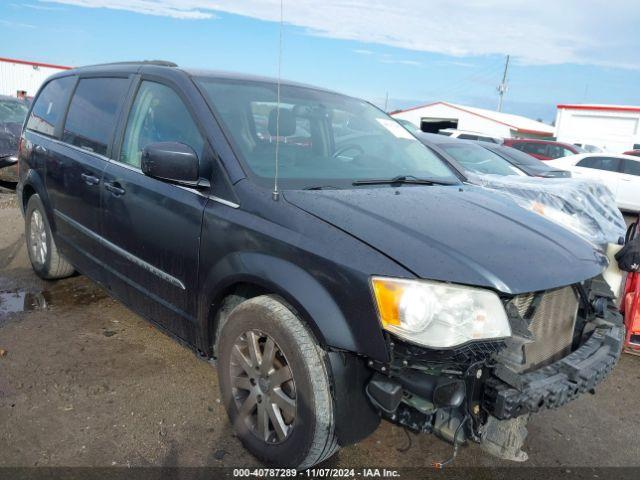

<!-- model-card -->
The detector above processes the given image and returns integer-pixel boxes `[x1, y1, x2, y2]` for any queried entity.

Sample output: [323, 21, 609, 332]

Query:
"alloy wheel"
[29, 210, 48, 266]
[230, 330, 297, 443]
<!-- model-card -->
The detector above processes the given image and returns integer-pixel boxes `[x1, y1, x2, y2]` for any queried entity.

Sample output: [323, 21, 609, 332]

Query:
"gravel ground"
[1, 184, 639, 470]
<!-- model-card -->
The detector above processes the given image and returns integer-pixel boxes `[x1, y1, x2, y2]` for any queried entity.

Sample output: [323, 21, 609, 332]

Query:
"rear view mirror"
[141, 142, 200, 186]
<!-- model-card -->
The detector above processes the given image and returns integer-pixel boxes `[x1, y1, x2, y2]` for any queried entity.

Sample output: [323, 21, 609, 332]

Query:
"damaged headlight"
[371, 277, 511, 348]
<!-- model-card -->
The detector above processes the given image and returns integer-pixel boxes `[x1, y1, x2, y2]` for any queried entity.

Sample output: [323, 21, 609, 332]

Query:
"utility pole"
[497, 55, 510, 112]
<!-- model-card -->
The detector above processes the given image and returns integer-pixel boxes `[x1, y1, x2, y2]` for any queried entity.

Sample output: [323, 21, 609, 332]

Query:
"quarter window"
[25, 76, 75, 137]
[119, 81, 204, 168]
[62, 77, 130, 156]
[576, 156, 621, 172]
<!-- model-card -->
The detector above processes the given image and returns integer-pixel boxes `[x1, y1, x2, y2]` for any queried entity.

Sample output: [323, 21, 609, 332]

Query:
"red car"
[624, 150, 640, 157]
[502, 138, 582, 161]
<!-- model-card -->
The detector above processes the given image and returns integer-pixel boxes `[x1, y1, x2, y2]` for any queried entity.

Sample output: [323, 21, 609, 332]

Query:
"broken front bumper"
[484, 316, 624, 420]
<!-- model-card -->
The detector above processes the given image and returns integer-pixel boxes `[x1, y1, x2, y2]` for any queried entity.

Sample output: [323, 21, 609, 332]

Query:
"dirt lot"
[1, 183, 639, 470]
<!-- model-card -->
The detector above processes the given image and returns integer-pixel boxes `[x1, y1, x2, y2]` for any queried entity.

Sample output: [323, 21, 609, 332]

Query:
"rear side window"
[26, 76, 75, 137]
[62, 77, 130, 156]
[547, 145, 574, 159]
[119, 81, 204, 168]
[516, 142, 547, 156]
[621, 159, 640, 176]
[576, 156, 621, 172]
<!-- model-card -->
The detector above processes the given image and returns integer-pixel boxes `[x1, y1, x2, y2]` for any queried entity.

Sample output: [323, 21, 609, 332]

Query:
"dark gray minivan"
[17, 61, 623, 468]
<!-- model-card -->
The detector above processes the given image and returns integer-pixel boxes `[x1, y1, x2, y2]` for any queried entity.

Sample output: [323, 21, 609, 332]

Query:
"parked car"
[0, 95, 29, 183]
[18, 62, 623, 468]
[623, 150, 640, 157]
[414, 133, 625, 246]
[503, 138, 583, 160]
[573, 143, 604, 153]
[438, 128, 502, 144]
[547, 153, 640, 212]
[481, 143, 571, 178]
[417, 133, 526, 176]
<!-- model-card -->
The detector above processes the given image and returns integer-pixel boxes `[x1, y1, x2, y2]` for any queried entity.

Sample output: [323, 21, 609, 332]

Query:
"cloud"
[352, 49, 374, 55]
[42, 0, 214, 19]
[42, 0, 640, 69]
[379, 58, 422, 67]
[0, 19, 36, 28]
[11, 2, 64, 10]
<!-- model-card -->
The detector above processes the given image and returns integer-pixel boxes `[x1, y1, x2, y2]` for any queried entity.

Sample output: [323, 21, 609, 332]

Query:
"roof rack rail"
[80, 60, 178, 68]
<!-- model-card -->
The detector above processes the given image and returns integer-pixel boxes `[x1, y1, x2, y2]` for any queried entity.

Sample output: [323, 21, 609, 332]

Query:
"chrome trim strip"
[28, 130, 112, 163]
[54, 210, 186, 290]
[208, 195, 240, 209]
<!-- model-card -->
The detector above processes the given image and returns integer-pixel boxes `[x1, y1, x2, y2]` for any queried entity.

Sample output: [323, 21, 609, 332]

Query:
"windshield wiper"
[352, 175, 456, 186]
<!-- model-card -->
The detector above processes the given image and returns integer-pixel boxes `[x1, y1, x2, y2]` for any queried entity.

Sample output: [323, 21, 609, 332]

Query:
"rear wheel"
[25, 194, 75, 280]
[218, 295, 339, 468]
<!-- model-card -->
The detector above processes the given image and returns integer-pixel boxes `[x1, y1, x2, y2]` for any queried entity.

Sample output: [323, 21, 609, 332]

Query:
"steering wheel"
[332, 144, 365, 161]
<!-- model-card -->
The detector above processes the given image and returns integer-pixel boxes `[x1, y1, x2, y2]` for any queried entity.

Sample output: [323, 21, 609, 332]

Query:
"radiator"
[512, 286, 579, 371]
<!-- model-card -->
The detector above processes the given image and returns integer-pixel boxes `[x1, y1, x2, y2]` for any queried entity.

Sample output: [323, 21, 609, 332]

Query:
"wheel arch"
[198, 252, 367, 359]
[20, 170, 55, 228]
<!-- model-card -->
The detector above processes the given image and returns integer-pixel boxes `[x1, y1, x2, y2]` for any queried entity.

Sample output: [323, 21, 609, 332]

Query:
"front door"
[618, 158, 640, 211]
[100, 80, 208, 339]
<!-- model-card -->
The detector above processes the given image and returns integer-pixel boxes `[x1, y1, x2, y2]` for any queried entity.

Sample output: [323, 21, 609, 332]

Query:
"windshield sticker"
[376, 118, 415, 140]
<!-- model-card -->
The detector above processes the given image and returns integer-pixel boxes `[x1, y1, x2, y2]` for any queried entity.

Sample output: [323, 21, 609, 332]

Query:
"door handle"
[620, 178, 632, 181]
[81, 173, 100, 186]
[104, 182, 126, 196]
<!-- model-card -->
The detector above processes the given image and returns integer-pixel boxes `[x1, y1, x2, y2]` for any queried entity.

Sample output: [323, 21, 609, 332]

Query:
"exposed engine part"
[432, 415, 470, 469]
[480, 415, 529, 462]
[500, 286, 580, 373]
[432, 408, 465, 443]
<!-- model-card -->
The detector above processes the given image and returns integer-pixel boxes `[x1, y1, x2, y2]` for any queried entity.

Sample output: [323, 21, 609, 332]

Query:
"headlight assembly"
[371, 277, 511, 348]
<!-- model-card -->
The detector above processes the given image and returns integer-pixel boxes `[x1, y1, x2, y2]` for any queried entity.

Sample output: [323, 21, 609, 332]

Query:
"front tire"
[218, 295, 339, 468]
[25, 194, 75, 280]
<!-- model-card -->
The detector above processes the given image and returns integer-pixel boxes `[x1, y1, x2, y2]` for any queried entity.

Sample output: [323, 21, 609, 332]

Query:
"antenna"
[497, 54, 510, 112]
[272, 0, 284, 201]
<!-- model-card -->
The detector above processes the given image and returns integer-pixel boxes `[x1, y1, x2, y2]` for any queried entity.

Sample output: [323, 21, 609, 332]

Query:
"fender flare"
[197, 252, 387, 360]
[20, 170, 53, 224]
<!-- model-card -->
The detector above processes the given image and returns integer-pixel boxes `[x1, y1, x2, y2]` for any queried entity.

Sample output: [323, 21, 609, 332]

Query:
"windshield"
[441, 143, 527, 176]
[0, 99, 29, 124]
[492, 145, 550, 168]
[196, 78, 459, 188]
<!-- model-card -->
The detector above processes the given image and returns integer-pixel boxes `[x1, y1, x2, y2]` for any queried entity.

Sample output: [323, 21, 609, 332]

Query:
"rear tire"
[218, 295, 339, 468]
[25, 194, 75, 280]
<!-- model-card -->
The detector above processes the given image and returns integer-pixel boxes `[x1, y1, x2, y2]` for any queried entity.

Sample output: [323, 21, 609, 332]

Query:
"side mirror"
[141, 142, 200, 187]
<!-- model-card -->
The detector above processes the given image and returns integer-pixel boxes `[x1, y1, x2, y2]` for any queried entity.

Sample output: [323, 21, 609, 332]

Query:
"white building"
[390, 101, 554, 140]
[555, 104, 640, 153]
[0, 56, 71, 99]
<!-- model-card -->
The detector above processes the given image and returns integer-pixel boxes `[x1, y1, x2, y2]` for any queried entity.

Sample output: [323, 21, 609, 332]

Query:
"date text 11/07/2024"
[232, 468, 401, 478]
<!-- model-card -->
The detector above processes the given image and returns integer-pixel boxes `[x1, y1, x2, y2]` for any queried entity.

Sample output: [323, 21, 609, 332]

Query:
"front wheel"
[218, 295, 339, 468]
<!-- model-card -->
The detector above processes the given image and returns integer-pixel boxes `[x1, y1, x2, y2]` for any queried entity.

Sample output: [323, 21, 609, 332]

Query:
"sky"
[2, 0, 640, 123]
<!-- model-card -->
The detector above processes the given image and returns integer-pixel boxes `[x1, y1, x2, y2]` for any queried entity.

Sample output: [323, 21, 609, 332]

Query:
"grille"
[516, 286, 579, 371]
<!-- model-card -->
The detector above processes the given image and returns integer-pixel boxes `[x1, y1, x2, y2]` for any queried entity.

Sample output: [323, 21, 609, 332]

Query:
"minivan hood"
[285, 185, 606, 295]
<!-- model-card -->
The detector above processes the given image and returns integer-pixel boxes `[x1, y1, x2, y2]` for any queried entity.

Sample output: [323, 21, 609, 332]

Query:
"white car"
[438, 128, 502, 144]
[547, 153, 640, 212]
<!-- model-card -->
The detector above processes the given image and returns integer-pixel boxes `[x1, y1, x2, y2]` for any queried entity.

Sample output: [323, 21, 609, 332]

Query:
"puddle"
[0, 279, 109, 323]
[0, 290, 48, 319]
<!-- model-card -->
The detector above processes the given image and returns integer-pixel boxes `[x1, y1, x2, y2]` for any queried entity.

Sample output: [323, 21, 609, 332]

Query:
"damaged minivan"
[17, 62, 624, 468]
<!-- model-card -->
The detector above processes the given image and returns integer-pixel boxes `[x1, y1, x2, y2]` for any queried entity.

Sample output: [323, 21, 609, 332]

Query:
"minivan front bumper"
[484, 317, 624, 420]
